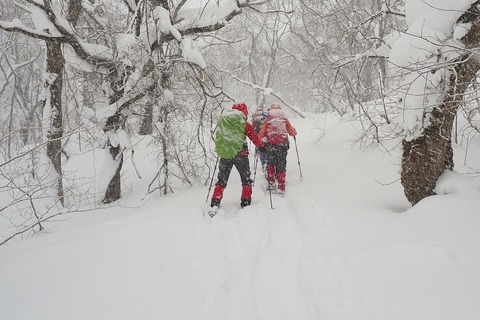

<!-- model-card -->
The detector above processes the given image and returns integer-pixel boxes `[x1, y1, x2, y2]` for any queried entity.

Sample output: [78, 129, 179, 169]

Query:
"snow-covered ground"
[1, 112, 480, 320]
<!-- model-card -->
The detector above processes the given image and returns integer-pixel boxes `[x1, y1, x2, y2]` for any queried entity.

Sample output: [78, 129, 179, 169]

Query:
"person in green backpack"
[210, 103, 265, 212]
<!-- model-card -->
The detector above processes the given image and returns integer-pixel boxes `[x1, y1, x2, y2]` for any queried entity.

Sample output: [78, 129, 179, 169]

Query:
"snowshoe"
[266, 183, 276, 191]
[207, 205, 220, 218]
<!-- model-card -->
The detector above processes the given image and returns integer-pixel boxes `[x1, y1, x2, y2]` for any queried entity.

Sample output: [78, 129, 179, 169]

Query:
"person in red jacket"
[251, 106, 268, 169]
[258, 103, 297, 195]
[210, 103, 265, 212]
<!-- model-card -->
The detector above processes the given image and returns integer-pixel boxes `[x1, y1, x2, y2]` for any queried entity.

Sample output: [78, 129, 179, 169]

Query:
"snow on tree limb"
[388, 0, 477, 140]
[221, 69, 305, 118]
[173, 0, 269, 36]
[99, 71, 157, 126]
[0, 5, 112, 67]
[0, 19, 60, 40]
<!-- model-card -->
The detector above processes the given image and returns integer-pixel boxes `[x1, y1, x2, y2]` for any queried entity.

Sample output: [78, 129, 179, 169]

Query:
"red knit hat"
[232, 103, 248, 118]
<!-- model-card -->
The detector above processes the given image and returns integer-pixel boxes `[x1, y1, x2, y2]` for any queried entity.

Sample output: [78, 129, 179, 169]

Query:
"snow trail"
[1, 113, 480, 320]
[192, 118, 366, 319]
[196, 199, 309, 319]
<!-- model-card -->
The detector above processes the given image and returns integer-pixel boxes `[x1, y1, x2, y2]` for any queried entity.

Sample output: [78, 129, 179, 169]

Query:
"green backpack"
[215, 109, 246, 159]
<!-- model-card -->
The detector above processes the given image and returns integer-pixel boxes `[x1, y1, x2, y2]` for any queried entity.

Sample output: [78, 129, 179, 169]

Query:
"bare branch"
[219, 68, 305, 118]
[0, 123, 84, 168]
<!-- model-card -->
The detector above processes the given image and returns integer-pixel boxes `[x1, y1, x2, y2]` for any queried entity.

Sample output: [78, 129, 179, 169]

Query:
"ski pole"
[252, 150, 259, 187]
[293, 136, 303, 181]
[268, 179, 274, 209]
[266, 148, 274, 209]
[206, 156, 220, 202]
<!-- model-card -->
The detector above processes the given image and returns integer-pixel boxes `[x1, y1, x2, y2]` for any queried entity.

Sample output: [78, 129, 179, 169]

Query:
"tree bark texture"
[102, 141, 123, 204]
[401, 3, 480, 205]
[102, 73, 125, 204]
[139, 96, 154, 135]
[44, 39, 65, 206]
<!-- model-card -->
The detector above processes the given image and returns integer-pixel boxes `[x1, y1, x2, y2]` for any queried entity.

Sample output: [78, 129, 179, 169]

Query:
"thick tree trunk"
[401, 103, 456, 205]
[401, 4, 480, 205]
[44, 40, 65, 206]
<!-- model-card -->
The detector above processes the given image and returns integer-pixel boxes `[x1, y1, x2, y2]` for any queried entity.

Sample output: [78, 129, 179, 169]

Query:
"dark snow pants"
[211, 154, 253, 207]
[216, 155, 252, 187]
[266, 142, 289, 191]
[266, 142, 289, 173]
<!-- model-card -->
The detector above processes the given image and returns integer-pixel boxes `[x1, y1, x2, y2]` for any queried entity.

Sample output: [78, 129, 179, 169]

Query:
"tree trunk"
[401, 105, 455, 205]
[100, 64, 157, 204]
[139, 59, 158, 135]
[102, 83, 125, 204]
[139, 95, 154, 135]
[401, 4, 480, 205]
[44, 39, 65, 206]
[102, 138, 123, 204]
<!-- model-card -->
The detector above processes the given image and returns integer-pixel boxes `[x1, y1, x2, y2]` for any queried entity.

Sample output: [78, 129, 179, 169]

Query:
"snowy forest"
[1, 1, 480, 319]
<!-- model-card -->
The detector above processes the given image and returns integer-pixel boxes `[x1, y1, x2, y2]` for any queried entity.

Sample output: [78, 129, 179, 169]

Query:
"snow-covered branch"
[0, 19, 60, 41]
[220, 69, 305, 118]
[101, 71, 157, 127]
[174, 0, 271, 36]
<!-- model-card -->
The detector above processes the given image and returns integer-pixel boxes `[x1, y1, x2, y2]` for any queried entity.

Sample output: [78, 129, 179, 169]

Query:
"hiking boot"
[210, 198, 221, 208]
[240, 198, 251, 208]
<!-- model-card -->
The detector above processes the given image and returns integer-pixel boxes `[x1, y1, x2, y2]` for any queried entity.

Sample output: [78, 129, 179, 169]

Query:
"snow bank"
[1, 112, 479, 320]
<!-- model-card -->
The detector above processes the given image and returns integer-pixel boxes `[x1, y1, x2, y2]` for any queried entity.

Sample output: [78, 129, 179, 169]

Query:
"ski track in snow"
[192, 172, 369, 320]
[190, 117, 378, 319]
[289, 184, 369, 320]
